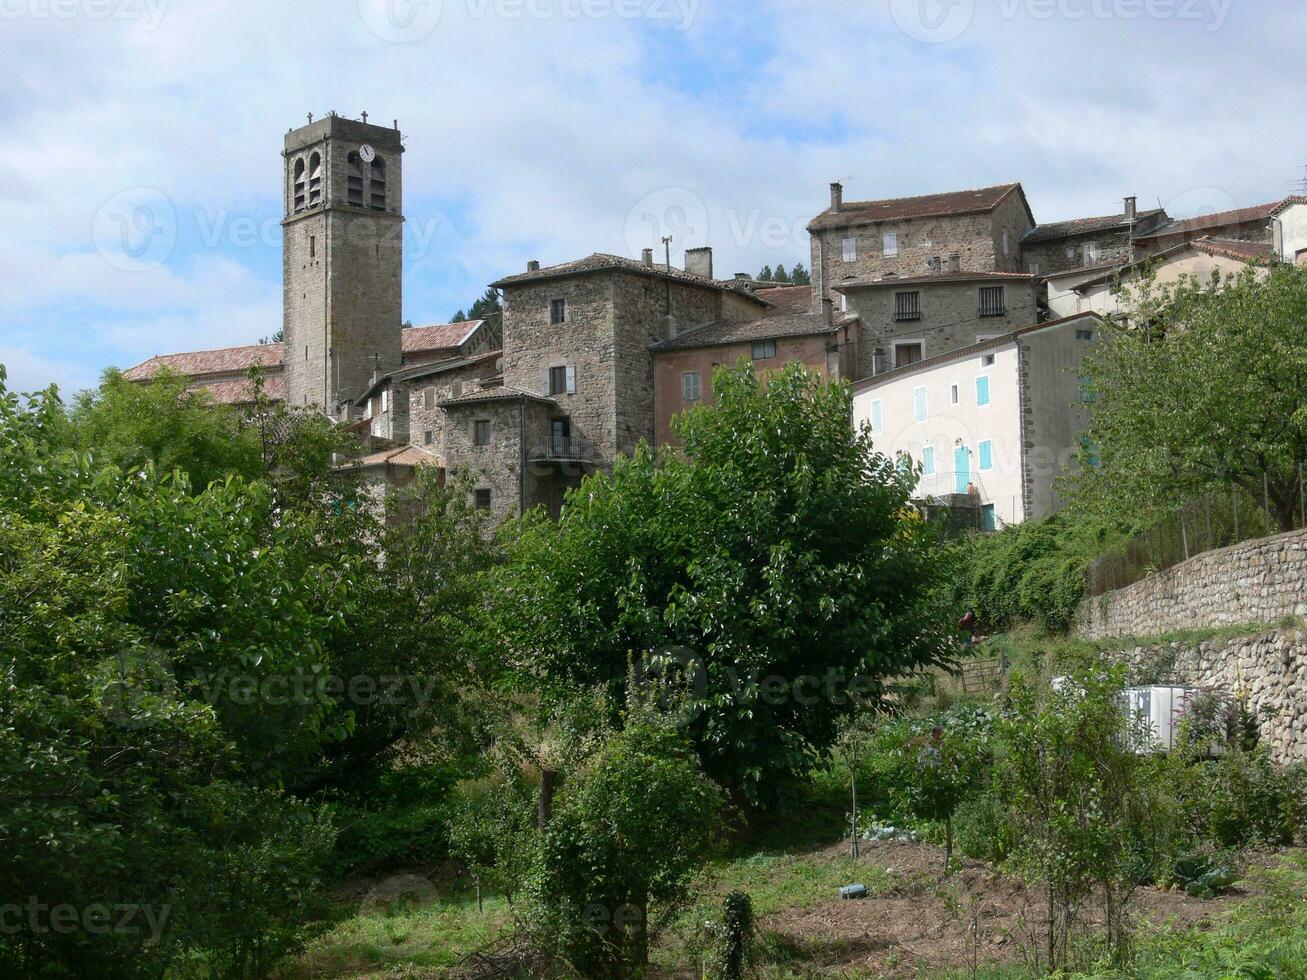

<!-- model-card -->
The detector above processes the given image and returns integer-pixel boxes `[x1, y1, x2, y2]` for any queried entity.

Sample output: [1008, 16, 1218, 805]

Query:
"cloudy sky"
[1, 0, 1302, 394]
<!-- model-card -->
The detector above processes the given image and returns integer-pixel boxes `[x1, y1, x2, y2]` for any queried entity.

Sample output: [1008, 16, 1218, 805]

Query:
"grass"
[281, 892, 512, 977]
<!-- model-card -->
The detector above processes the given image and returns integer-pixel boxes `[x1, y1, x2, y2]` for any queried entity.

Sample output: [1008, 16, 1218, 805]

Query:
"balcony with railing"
[528, 434, 599, 465]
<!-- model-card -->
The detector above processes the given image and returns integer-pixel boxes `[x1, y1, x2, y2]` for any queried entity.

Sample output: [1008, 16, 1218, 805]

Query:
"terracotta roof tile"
[808, 183, 1024, 231]
[194, 374, 284, 406]
[402, 320, 483, 356]
[1136, 201, 1282, 240]
[834, 270, 1036, 290]
[1192, 238, 1273, 261]
[490, 253, 768, 302]
[122, 343, 283, 382]
[1023, 208, 1165, 244]
[753, 284, 813, 314]
[438, 385, 557, 408]
[652, 312, 839, 352]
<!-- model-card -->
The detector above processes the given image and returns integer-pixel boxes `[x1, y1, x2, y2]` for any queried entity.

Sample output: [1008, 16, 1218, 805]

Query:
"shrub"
[953, 785, 1015, 864]
[331, 764, 465, 875]
[523, 723, 725, 978]
[871, 703, 992, 874]
[446, 773, 539, 902]
[949, 513, 1128, 633]
[1173, 748, 1306, 849]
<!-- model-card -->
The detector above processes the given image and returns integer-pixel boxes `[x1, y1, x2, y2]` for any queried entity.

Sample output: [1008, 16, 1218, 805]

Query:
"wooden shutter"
[565, 365, 576, 394]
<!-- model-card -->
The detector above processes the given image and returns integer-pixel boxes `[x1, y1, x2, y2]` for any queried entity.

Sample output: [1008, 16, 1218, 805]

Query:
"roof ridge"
[837, 182, 1020, 211]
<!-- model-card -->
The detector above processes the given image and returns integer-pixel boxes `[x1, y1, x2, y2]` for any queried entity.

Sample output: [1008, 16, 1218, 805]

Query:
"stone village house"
[123, 113, 1297, 529]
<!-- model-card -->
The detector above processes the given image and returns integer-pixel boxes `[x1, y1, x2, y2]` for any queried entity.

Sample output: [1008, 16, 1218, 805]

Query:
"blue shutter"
[976, 376, 990, 406]
[922, 446, 935, 476]
[979, 440, 993, 471]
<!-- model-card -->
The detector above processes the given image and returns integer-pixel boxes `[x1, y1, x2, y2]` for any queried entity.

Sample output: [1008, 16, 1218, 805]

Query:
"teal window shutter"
[976, 375, 990, 406]
[979, 440, 993, 471]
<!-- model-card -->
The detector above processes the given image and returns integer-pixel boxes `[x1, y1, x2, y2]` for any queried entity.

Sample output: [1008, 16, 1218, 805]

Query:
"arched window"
[370, 156, 386, 211]
[346, 151, 364, 206]
[307, 152, 322, 206]
[292, 157, 306, 212]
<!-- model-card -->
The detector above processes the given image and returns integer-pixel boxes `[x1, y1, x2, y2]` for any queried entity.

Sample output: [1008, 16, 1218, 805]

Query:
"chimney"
[684, 246, 714, 280]
[1124, 196, 1138, 223]
[664, 314, 678, 342]
[830, 181, 843, 213]
[642, 248, 654, 267]
[734, 273, 751, 282]
[873, 347, 887, 376]
[821, 298, 834, 328]
[527, 259, 540, 272]
[949, 253, 961, 273]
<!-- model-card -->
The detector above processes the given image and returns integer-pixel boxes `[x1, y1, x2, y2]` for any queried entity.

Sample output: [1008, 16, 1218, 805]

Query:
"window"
[976, 375, 991, 406]
[913, 385, 927, 423]
[842, 237, 857, 262]
[979, 439, 993, 471]
[380, 389, 389, 414]
[883, 232, 898, 257]
[309, 235, 316, 259]
[1076, 328, 1095, 341]
[292, 158, 306, 212]
[869, 399, 883, 433]
[895, 342, 923, 368]
[751, 340, 776, 360]
[546, 365, 576, 395]
[307, 152, 322, 206]
[424, 388, 434, 410]
[982, 353, 996, 367]
[423, 429, 434, 445]
[682, 371, 701, 402]
[894, 291, 921, 321]
[1002, 228, 1010, 256]
[922, 445, 935, 476]
[550, 298, 566, 324]
[1066, 246, 1076, 259]
[369, 156, 386, 210]
[346, 152, 364, 206]
[1028, 260, 1040, 276]
[474, 420, 491, 446]
[474, 489, 491, 510]
[551, 418, 571, 456]
[979, 286, 1006, 317]
[1082, 241, 1100, 266]
[981, 504, 997, 533]
[950, 383, 959, 405]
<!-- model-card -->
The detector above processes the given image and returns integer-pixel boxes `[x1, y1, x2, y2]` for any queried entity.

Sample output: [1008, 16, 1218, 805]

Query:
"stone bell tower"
[282, 112, 404, 414]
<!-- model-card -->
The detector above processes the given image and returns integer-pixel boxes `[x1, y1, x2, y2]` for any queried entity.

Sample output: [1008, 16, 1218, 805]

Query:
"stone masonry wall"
[1078, 528, 1307, 640]
[843, 278, 1039, 378]
[443, 399, 526, 528]
[1112, 627, 1307, 765]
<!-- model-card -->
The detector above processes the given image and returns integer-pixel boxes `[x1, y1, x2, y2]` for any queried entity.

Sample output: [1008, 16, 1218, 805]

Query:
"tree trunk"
[538, 769, 556, 830]
[944, 816, 953, 877]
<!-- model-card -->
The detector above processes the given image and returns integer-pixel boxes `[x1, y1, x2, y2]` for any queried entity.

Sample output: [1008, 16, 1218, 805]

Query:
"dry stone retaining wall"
[1115, 626, 1307, 766]
[1078, 528, 1307, 640]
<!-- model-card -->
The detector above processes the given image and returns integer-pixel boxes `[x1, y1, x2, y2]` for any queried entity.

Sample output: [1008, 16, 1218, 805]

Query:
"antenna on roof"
[1291, 165, 1307, 194]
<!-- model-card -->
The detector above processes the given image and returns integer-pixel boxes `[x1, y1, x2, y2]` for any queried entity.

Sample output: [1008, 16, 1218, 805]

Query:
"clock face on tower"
[359, 144, 376, 163]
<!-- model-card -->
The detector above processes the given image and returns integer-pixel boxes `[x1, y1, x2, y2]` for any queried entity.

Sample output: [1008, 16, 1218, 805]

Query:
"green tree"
[789, 262, 811, 285]
[1069, 263, 1307, 531]
[524, 723, 724, 976]
[874, 704, 991, 874]
[757, 265, 773, 282]
[68, 367, 264, 490]
[493, 363, 951, 802]
[773, 263, 790, 283]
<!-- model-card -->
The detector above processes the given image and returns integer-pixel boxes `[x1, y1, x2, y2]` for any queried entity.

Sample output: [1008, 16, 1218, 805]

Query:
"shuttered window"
[894, 291, 921, 321]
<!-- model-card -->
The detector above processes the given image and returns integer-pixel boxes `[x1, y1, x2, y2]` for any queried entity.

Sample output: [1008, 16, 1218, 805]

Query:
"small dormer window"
[308, 152, 322, 206]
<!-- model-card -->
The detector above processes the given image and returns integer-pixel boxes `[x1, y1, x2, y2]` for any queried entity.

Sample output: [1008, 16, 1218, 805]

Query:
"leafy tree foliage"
[493, 363, 951, 802]
[873, 704, 991, 873]
[524, 723, 724, 976]
[1071, 263, 1307, 530]
[772, 263, 790, 283]
[757, 264, 773, 282]
[68, 367, 264, 490]
[789, 262, 811, 285]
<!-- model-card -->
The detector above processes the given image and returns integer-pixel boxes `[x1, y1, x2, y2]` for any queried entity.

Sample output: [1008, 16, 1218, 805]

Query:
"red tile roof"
[834, 270, 1036, 290]
[198, 374, 284, 406]
[121, 343, 284, 382]
[490, 253, 769, 302]
[651, 312, 841, 352]
[1136, 201, 1282, 240]
[753, 284, 813, 314]
[808, 183, 1026, 231]
[1192, 238, 1273, 261]
[1023, 208, 1166, 244]
[401, 320, 484, 355]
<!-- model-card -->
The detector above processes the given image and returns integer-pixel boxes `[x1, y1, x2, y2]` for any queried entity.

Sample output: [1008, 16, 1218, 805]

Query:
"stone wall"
[1078, 528, 1307, 640]
[1112, 626, 1307, 765]
[842, 277, 1039, 379]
